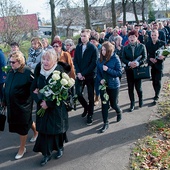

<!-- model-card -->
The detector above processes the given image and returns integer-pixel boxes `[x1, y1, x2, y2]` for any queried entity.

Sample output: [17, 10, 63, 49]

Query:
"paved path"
[0, 58, 170, 170]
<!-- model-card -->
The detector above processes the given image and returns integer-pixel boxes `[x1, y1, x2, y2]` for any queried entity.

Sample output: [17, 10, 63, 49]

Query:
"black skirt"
[9, 122, 32, 135]
[33, 132, 68, 156]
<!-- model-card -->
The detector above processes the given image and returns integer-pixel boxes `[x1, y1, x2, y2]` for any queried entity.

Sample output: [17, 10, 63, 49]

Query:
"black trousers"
[75, 78, 94, 116]
[126, 69, 143, 104]
[100, 87, 121, 124]
[151, 66, 163, 99]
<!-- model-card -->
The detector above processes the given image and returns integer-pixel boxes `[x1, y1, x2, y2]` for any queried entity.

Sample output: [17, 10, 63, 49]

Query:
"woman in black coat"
[3, 51, 34, 159]
[122, 30, 147, 112]
[31, 49, 69, 166]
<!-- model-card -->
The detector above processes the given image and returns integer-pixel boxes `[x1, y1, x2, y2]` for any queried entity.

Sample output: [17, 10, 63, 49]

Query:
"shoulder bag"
[133, 64, 150, 79]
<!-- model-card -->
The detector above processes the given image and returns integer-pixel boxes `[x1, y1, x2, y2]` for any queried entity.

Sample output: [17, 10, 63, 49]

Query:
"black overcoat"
[4, 66, 33, 125]
[31, 64, 69, 135]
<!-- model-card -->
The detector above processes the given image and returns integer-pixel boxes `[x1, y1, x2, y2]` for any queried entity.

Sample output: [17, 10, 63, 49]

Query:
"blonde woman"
[31, 49, 69, 166]
[3, 51, 34, 159]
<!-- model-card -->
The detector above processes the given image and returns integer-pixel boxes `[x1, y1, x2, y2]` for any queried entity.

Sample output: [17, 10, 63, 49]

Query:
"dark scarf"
[29, 48, 43, 57]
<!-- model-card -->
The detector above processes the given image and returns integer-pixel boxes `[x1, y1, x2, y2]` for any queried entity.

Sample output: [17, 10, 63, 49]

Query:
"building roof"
[0, 14, 39, 32]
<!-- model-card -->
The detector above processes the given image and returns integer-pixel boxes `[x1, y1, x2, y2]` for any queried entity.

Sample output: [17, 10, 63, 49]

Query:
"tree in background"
[84, 0, 91, 29]
[49, 0, 57, 41]
[0, 0, 36, 46]
[148, 0, 155, 23]
[122, 0, 128, 26]
[111, 0, 116, 28]
[130, 0, 139, 24]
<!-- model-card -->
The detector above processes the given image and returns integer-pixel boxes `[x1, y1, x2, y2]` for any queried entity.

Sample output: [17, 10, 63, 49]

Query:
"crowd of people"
[0, 20, 170, 166]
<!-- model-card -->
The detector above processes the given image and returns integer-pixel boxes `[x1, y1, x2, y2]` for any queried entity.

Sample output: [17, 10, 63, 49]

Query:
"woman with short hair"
[122, 30, 147, 112]
[31, 49, 70, 166]
[3, 51, 34, 159]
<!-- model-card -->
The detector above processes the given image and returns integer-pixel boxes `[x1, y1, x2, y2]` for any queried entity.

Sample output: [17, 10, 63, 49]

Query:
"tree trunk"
[66, 20, 72, 38]
[141, 0, 145, 22]
[122, 0, 127, 26]
[111, 0, 116, 28]
[132, 0, 139, 24]
[49, 0, 57, 41]
[83, 0, 91, 29]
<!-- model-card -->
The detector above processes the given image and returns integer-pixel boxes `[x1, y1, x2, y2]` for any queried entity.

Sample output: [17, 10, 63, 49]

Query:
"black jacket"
[74, 42, 98, 79]
[4, 66, 33, 124]
[146, 39, 165, 71]
[31, 64, 69, 135]
[122, 42, 147, 69]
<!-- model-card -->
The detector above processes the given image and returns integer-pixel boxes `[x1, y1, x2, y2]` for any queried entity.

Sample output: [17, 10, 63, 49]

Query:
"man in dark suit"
[74, 29, 98, 125]
[146, 29, 165, 104]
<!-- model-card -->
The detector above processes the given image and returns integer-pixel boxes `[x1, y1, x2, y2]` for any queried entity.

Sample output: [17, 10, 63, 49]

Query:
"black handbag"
[0, 106, 6, 131]
[133, 65, 150, 79]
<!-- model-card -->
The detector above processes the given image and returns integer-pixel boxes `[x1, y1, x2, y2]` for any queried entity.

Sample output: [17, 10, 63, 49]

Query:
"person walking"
[3, 51, 34, 159]
[31, 49, 69, 166]
[145, 29, 166, 104]
[74, 29, 98, 125]
[122, 30, 147, 112]
[97, 41, 122, 133]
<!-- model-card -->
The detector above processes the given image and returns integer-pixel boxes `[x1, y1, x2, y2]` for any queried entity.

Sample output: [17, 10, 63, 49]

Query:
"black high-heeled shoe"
[40, 155, 52, 166]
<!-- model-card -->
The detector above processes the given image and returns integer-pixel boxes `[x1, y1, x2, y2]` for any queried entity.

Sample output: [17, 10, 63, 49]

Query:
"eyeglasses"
[53, 45, 59, 48]
[9, 61, 18, 64]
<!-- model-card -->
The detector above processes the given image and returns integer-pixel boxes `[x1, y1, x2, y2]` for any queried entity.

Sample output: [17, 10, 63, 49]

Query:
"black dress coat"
[31, 64, 69, 135]
[3, 66, 33, 133]
[122, 42, 147, 68]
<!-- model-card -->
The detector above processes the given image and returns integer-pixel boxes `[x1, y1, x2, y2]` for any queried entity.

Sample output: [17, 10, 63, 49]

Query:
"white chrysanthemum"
[62, 72, 70, 80]
[52, 73, 60, 80]
[53, 70, 60, 75]
[60, 78, 68, 86]
[68, 78, 75, 87]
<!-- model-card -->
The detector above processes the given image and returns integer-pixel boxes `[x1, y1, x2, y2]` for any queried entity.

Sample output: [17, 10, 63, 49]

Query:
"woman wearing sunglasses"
[3, 51, 34, 159]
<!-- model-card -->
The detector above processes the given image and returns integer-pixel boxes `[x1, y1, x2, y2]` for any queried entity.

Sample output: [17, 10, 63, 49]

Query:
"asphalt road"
[0, 57, 170, 170]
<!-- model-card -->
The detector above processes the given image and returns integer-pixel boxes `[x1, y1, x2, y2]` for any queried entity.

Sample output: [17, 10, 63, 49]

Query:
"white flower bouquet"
[155, 46, 170, 59]
[37, 70, 75, 117]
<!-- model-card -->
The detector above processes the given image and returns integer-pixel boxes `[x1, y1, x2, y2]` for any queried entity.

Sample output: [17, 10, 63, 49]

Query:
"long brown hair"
[100, 41, 115, 63]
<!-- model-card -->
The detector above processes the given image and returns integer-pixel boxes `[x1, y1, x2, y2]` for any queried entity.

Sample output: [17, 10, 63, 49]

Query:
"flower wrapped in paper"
[155, 46, 170, 59]
[37, 70, 75, 117]
[99, 79, 109, 104]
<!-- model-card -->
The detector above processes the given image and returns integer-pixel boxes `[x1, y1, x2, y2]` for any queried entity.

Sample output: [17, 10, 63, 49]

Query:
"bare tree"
[49, 0, 57, 41]
[122, 0, 128, 26]
[111, 0, 117, 27]
[0, 0, 36, 45]
[131, 0, 139, 24]
[84, 0, 91, 29]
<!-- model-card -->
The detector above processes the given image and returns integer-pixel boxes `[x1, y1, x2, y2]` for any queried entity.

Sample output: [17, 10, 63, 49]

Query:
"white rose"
[68, 78, 75, 87]
[62, 72, 70, 80]
[53, 70, 60, 75]
[52, 74, 60, 80]
[60, 78, 68, 86]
